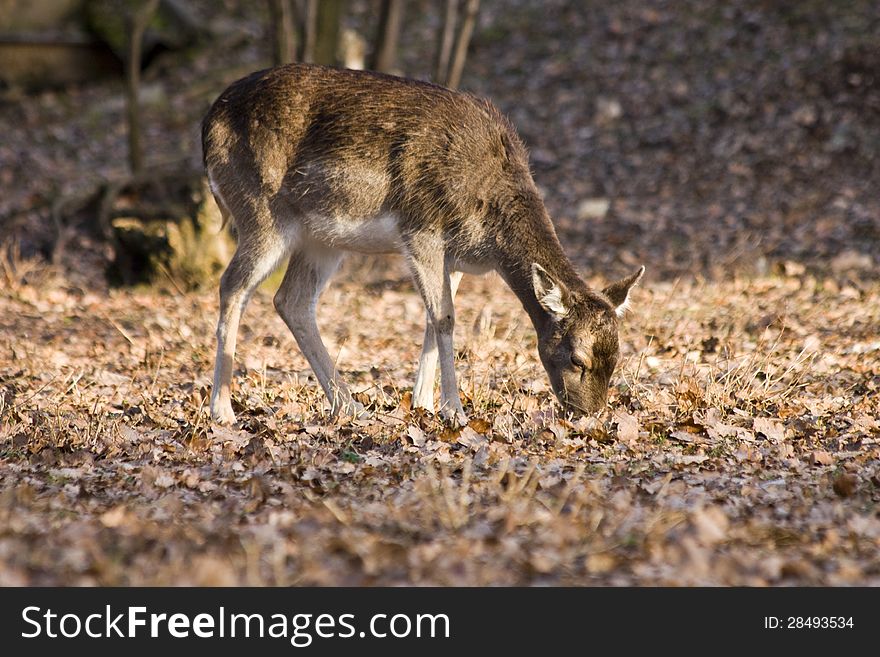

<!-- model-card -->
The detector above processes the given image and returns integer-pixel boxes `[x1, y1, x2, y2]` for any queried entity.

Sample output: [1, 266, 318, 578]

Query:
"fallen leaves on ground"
[0, 262, 878, 586]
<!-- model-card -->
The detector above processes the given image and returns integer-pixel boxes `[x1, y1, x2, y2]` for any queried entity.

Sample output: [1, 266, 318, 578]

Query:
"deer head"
[532, 264, 644, 415]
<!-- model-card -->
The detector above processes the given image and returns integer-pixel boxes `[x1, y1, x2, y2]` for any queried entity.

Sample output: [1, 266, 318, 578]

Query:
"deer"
[202, 64, 643, 427]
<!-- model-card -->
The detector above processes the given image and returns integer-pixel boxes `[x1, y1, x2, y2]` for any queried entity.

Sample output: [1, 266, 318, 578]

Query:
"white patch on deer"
[307, 213, 402, 254]
[451, 258, 492, 275]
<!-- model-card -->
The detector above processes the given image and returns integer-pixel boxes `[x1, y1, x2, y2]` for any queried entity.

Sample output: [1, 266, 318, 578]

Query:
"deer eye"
[570, 354, 588, 371]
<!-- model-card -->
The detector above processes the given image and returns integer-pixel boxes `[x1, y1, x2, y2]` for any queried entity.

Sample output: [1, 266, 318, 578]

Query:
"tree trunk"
[125, 0, 160, 177]
[268, 0, 297, 65]
[371, 0, 404, 73]
[313, 0, 345, 66]
[446, 0, 479, 89]
[434, 0, 458, 84]
[301, 0, 318, 63]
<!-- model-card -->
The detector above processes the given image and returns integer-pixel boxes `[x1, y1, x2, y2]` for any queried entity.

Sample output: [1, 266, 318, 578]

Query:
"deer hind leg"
[412, 270, 463, 412]
[405, 237, 467, 426]
[211, 231, 290, 425]
[273, 245, 363, 417]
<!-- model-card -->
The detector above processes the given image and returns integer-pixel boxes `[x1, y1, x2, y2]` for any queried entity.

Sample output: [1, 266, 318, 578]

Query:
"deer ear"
[603, 266, 645, 318]
[532, 263, 569, 319]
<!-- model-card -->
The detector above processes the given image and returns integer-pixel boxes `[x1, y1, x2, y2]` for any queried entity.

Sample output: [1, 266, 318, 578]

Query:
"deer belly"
[306, 213, 402, 254]
[450, 257, 494, 275]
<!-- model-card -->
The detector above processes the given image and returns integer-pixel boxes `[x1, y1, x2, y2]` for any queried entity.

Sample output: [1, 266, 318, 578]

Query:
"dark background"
[2, 0, 878, 286]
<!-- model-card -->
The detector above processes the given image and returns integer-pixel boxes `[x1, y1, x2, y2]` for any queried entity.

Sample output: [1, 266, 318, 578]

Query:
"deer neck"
[493, 197, 586, 334]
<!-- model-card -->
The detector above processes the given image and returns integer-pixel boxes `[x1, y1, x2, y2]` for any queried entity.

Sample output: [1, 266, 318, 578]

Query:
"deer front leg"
[405, 238, 467, 426]
[413, 270, 463, 412]
[274, 247, 364, 418]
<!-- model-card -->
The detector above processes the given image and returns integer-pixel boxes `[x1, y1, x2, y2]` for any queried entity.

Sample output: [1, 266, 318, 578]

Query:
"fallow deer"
[202, 64, 643, 426]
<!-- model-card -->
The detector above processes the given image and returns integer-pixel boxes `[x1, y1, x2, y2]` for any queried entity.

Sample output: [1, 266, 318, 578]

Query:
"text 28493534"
[763, 617, 854, 630]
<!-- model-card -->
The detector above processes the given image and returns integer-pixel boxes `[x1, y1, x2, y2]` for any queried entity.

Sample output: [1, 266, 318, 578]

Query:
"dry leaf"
[585, 553, 616, 574]
[457, 426, 488, 451]
[832, 473, 858, 497]
[670, 430, 701, 444]
[467, 418, 492, 434]
[406, 425, 426, 447]
[691, 506, 729, 545]
[100, 506, 132, 528]
[614, 411, 640, 445]
[753, 417, 785, 443]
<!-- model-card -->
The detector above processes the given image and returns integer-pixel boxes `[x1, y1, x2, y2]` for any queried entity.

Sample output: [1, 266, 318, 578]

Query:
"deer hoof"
[211, 404, 237, 426]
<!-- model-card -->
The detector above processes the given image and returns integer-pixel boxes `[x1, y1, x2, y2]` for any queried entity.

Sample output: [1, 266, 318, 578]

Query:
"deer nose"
[562, 396, 600, 417]
[577, 388, 610, 415]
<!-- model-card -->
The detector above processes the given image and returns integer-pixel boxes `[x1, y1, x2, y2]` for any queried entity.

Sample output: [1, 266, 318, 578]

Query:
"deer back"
[202, 64, 537, 258]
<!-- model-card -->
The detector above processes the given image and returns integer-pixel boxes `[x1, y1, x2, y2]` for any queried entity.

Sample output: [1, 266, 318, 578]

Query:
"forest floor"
[1, 259, 878, 585]
[1, 1, 879, 584]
